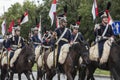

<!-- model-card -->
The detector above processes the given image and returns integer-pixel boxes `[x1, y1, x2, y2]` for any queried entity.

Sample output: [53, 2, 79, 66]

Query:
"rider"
[94, 12, 114, 58]
[42, 31, 54, 50]
[31, 27, 41, 48]
[8, 26, 25, 67]
[3, 33, 11, 50]
[53, 14, 72, 55]
[71, 17, 85, 43]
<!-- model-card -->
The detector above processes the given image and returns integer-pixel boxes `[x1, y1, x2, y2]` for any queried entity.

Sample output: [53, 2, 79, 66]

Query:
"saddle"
[35, 45, 42, 61]
[36, 44, 52, 68]
[1, 51, 8, 66]
[10, 48, 22, 67]
[58, 44, 70, 64]
[89, 39, 112, 64]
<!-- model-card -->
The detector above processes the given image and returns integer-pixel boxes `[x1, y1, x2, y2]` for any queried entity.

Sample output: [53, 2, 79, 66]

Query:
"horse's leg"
[9, 72, 14, 80]
[18, 73, 21, 80]
[110, 67, 120, 80]
[1, 67, 7, 80]
[57, 71, 60, 80]
[37, 67, 43, 80]
[66, 72, 73, 80]
[86, 64, 96, 80]
[64, 65, 74, 80]
[29, 70, 35, 80]
[78, 66, 87, 80]
[31, 72, 35, 80]
[24, 72, 31, 80]
[46, 69, 55, 80]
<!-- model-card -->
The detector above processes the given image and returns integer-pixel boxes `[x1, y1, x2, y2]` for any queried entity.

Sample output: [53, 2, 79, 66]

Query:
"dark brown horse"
[42, 41, 89, 80]
[1, 42, 35, 80]
[36, 46, 52, 80]
[86, 40, 120, 80]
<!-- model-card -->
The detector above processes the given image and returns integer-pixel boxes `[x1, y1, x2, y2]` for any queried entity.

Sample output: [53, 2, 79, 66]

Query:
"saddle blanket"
[1, 51, 7, 66]
[89, 43, 99, 61]
[10, 48, 22, 67]
[35, 45, 42, 61]
[47, 48, 58, 69]
[58, 44, 70, 64]
[37, 48, 51, 68]
[37, 54, 42, 68]
[89, 39, 112, 64]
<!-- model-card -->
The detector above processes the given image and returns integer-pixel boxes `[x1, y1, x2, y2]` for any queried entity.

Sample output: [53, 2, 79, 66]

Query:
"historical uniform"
[55, 25, 72, 55]
[71, 24, 85, 43]
[31, 27, 41, 48]
[3, 33, 11, 50]
[42, 31, 54, 50]
[8, 27, 25, 58]
[94, 12, 114, 58]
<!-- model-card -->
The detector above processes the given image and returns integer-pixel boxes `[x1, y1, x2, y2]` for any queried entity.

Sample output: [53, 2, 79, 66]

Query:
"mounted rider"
[52, 13, 72, 66]
[71, 16, 85, 43]
[31, 27, 41, 48]
[7, 26, 25, 67]
[42, 31, 54, 50]
[3, 33, 11, 51]
[93, 11, 115, 63]
[53, 14, 72, 55]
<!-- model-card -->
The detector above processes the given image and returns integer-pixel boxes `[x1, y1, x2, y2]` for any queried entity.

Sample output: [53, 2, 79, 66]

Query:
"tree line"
[0, 0, 120, 43]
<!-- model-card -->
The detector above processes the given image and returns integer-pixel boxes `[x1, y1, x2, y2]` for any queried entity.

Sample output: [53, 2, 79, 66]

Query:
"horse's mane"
[69, 43, 81, 51]
[20, 43, 34, 56]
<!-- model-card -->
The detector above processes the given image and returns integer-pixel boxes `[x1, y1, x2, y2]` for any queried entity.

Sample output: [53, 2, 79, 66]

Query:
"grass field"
[32, 64, 110, 76]
[95, 69, 110, 76]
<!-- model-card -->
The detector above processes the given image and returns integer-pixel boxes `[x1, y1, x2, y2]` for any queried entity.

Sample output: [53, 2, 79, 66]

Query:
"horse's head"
[20, 41, 35, 66]
[77, 40, 90, 65]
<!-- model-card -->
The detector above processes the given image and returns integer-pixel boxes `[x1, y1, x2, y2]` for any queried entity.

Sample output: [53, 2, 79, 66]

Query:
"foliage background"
[0, 0, 120, 43]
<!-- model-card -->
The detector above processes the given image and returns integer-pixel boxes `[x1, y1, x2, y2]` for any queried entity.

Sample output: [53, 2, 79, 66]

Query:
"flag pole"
[3, 5, 6, 36]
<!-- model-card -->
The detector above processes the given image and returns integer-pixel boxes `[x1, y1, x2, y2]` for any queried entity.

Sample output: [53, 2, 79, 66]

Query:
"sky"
[0, 0, 43, 16]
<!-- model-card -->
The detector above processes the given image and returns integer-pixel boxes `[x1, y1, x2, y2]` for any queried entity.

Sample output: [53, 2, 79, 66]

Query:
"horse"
[85, 40, 120, 80]
[1, 42, 35, 80]
[36, 45, 52, 80]
[42, 40, 89, 80]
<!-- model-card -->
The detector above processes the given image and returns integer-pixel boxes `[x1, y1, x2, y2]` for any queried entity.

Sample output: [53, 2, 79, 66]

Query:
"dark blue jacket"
[31, 34, 41, 47]
[9, 35, 25, 48]
[55, 27, 72, 46]
[3, 39, 11, 49]
[71, 32, 85, 42]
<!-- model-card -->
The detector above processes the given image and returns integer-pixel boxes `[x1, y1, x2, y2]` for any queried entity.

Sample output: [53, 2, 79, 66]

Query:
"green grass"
[32, 64, 110, 76]
[95, 68, 110, 76]
[32, 63, 37, 71]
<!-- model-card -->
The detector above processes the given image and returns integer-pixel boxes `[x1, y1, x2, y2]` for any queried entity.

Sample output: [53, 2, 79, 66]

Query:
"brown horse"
[85, 40, 120, 80]
[1, 42, 35, 80]
[42, 41, 89, 80]
[36, 46, 52, 80]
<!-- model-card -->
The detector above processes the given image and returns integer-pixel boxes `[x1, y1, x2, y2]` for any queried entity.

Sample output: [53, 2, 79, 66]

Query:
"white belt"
[61, 38, 68, 42]
[34, 42, 41, 45]
[42, 45, 51, 48]
[97, 36, 109, 40]
[12, 45, 18, 48]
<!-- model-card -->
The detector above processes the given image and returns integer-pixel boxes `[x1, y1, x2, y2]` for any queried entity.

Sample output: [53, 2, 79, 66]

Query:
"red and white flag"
[49, 0, 57, 26]
[56, 17, 60, 28]
[38, 15, 42, 40]
[92, 0, 98, 20]
[108, 13, 113, 25]
[1, 20, 6, 36]
[105, 10, 113, 25]
[20, 11, 29, 25]
[8, 20, 14, 33]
